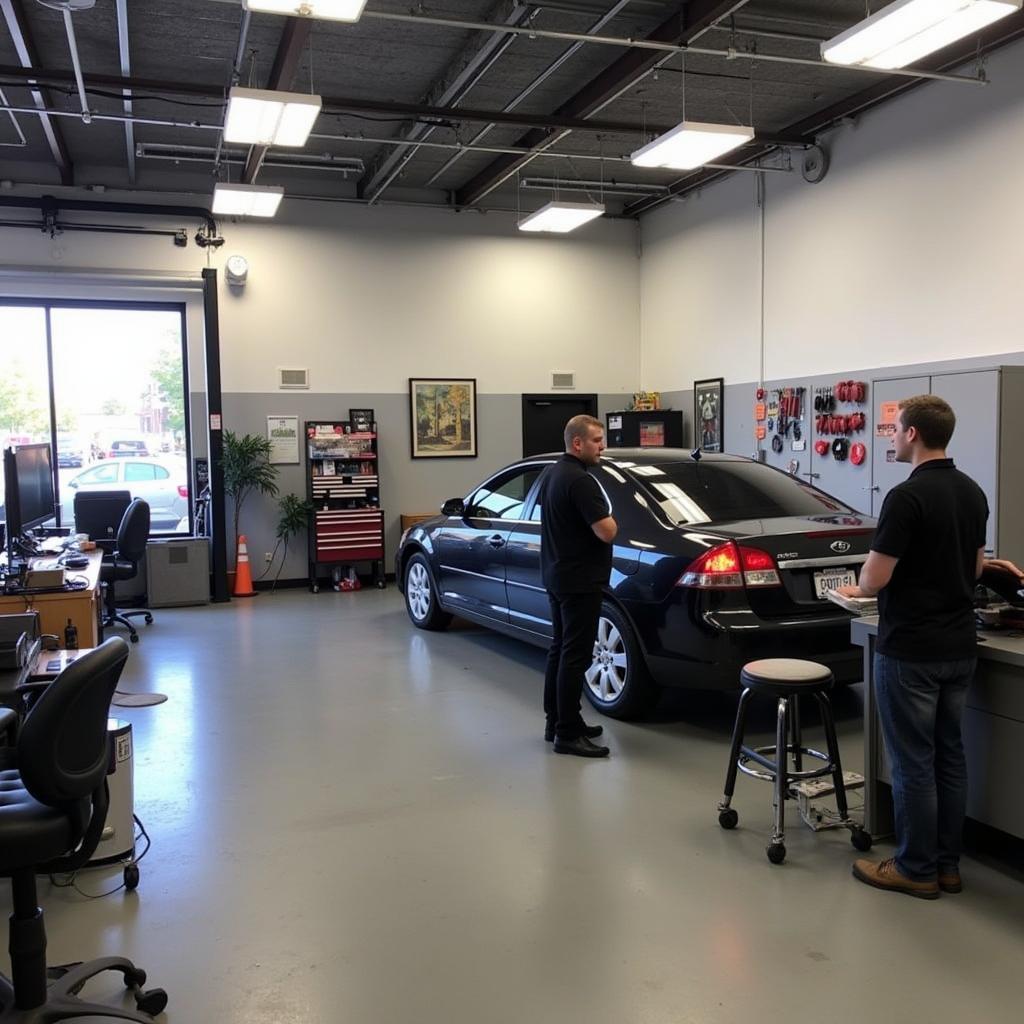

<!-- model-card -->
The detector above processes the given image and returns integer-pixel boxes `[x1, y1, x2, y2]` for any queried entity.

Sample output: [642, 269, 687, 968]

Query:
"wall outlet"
[264, 552, 273, 563]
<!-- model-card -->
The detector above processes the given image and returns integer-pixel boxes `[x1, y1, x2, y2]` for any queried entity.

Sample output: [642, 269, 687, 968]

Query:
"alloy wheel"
[585, 615, 628, 704]
[406, 560, 432, 622]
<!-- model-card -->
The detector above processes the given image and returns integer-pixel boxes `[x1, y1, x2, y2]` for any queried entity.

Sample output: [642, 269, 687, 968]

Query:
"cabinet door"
[870, 376, 930, 516]
[930, 370, 998, 554]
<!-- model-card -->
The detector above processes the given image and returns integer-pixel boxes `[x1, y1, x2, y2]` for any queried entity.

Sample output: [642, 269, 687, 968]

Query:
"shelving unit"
[305, 420, 386, 592]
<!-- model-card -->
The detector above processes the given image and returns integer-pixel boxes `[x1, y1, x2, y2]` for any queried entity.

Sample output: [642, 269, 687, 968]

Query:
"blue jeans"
[874, 652, 975, 881]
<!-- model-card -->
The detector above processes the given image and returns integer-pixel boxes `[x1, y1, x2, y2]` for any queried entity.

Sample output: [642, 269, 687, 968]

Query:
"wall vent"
[278, 367, 309, 390]
[551, 372, 575, 390]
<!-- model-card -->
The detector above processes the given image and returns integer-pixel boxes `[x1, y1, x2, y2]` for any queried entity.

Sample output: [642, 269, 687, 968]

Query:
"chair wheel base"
[766, 843, 786, 865]
[850, 827, 872, 852]
[135, 986, 168, 1016]
[718, 808, 738, 830]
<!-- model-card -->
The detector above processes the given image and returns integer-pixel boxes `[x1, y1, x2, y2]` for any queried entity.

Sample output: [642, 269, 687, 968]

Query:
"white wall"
[0, 199, 641, 398]
[639, 37, 1024, 389]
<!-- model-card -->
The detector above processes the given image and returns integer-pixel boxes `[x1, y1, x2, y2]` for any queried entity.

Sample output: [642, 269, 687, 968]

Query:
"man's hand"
[985, 558, 1024, 580]
[834, 584, 864, 598]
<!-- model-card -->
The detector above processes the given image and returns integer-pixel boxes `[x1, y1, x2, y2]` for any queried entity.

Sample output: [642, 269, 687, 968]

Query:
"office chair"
[100, 499, 154, 644]
[0, 638, 168, 1022]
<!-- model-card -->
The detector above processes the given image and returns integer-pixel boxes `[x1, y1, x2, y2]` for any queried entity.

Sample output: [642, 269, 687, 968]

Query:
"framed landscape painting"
[410, 378, 478, 458]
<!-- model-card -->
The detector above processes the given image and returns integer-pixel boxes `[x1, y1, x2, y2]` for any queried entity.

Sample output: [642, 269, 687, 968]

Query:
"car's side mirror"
[69, 479, 78, 489]
[441, 497, 465, 517]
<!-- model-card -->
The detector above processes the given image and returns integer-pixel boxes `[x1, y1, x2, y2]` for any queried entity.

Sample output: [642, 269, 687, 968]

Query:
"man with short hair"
[837, 395, 988, 899]
[537, 414, 617, 757]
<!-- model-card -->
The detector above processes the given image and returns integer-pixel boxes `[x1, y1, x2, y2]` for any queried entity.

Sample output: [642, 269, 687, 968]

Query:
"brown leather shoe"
[938, 872, 962, 894]
[852, 858, 940, 900]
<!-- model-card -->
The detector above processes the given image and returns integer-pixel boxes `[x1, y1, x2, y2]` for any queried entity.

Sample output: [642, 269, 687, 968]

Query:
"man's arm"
[983, 555, 1019, 579]
[835, 550, 898, 599]
[591, 516, 617, 543]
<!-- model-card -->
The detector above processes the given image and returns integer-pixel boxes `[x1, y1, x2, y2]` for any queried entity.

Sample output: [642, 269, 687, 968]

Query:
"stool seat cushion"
[741, 658, 833, 693]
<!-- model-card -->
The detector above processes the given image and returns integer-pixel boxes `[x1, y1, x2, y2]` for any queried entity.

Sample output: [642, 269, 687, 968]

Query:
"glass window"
[75, 463, 121, 486]
[467, 468, 542, 520]
[125, 463, 157, 482]
[633, 461, 852, 525]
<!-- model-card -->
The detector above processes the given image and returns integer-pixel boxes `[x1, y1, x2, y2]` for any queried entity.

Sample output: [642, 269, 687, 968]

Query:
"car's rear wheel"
[583, 602, 659, 719]
[404, 553, 452, 631]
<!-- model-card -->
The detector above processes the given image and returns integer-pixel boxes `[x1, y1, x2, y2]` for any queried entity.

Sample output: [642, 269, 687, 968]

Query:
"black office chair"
[0, 638, 168, 1021]
[100, 499, 154, 644]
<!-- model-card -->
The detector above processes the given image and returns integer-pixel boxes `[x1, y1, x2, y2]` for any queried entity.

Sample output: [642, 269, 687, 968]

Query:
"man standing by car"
[538, 415, 617, 758]
[837, 395, 987, 899]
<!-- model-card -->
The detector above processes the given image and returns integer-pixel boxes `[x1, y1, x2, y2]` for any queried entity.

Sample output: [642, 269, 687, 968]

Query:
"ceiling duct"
[136, 142, 364, 176]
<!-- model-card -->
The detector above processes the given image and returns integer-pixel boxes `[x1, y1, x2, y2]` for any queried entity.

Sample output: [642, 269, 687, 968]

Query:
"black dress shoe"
[545, 723, 603, 742]
[553, 735, 610, 758]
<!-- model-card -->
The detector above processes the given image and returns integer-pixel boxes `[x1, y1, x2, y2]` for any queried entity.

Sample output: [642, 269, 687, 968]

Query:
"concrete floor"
[4, 589, 1022, 1024]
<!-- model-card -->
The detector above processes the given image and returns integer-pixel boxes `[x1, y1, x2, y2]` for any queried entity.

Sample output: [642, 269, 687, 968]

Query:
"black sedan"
[396, 450, 875, 719]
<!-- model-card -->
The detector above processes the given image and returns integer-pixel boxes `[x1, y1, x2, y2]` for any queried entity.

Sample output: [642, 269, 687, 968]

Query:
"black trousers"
[544, 591, 603, 739]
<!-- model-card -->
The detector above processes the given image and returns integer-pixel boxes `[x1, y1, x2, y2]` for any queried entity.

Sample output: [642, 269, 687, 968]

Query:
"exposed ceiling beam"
[622, 7, 1024, 217]
[242, 16, 311, 183]
[454, 1, 748, 208]
[0, 0, 73, 185]
[114, 0, 134, 184]
[358, 1, 536, 204]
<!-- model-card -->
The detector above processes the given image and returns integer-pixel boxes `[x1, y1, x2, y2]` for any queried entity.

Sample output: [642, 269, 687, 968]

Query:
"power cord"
[48, 814, 151, 899]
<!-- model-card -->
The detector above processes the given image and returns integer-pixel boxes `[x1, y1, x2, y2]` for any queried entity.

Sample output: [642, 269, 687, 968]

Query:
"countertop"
[851, 615, 1024, 667]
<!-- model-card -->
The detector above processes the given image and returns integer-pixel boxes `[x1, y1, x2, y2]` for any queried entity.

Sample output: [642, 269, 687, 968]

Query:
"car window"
[77, 463, 120, 485]
[125, 463, 157, 482]
[631, 461, 852, 524]
[467, 468, 542, 520]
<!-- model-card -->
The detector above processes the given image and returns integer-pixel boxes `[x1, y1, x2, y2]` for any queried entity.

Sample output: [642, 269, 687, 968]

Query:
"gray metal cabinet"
[870, 375, 929, 516]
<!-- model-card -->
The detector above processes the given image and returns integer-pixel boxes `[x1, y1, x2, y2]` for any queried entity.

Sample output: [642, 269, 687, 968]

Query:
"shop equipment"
[716, 658, 872, 864]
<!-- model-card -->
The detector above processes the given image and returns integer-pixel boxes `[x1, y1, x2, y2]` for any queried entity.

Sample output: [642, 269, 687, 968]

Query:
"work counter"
[851, 616, 1024, 840]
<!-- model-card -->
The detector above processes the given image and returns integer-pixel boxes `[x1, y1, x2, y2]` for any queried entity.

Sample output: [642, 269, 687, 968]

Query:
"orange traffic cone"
[233, 535, 257, 597]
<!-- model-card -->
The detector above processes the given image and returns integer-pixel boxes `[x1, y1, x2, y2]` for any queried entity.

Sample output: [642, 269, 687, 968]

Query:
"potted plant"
[263, 493, 314, 590]
[221, 431, 279, 571]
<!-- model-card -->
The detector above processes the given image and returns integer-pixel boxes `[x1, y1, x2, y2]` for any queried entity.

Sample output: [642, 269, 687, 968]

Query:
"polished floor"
[4, 589, 1022, 1023]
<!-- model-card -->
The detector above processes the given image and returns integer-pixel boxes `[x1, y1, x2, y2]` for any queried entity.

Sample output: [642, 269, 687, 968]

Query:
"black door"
[522, 394, 598, 457]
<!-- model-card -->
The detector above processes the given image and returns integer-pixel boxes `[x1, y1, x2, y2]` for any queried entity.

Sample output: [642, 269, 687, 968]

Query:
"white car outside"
[62, 457, 188, 531]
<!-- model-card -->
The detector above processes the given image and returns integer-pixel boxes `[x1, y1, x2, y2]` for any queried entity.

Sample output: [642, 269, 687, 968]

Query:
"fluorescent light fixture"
[224, 87, 322, 147]
[243, 0, 368, 22]
[630, 121, 755, 170]
[821, 0, 1021, 70]
[212, 183, 285, 218]
[517, 200, 605, 233]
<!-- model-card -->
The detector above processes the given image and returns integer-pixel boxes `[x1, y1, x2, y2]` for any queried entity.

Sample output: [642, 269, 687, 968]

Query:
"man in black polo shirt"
[538, 415, 617, 757]
[837, 395, 987, 899]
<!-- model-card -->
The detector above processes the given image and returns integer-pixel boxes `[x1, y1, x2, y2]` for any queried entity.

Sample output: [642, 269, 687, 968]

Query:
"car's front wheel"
[583, 602, 659, 719]
[404, 553, 452, 631]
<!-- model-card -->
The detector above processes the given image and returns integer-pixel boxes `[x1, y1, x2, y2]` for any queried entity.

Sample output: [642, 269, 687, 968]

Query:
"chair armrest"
[0, 706, 17, 744]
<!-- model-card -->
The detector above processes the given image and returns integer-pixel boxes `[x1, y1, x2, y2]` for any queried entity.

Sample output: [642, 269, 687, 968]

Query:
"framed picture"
[409, 378, 478, 458]
[694, 378, 725, 452]
[349, 408, 375, 433]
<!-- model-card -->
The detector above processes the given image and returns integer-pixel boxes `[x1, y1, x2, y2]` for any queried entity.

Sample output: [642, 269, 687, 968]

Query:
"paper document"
[824, 589, 878, 616]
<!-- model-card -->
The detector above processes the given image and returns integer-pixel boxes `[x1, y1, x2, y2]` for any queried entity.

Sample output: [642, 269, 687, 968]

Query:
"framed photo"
[694, 378, 725, 452]
[409, 378, 478, 458]
[349, 408, 375, 433]
[266, 415, 300, 464]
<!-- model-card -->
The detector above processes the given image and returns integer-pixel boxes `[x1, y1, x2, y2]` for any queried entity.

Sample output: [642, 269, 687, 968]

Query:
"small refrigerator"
[605, 410, 684, 448]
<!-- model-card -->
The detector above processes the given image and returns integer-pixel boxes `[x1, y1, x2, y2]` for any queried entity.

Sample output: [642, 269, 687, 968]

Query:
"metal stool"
[716, 658, 872, 864]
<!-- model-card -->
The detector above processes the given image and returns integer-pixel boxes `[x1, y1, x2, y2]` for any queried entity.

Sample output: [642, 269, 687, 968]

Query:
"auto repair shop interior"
[0, 2, 1023, 1023]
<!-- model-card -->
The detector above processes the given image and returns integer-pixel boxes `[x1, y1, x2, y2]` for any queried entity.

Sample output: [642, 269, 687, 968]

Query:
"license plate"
[813, 569, 856, 599]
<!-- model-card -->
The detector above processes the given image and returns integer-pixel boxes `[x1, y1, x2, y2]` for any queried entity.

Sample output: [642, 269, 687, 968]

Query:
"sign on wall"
[267, 415, 300, 464]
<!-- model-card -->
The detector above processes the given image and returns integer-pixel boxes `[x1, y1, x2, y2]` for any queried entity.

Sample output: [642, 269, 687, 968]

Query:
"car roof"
[527, 448, 752, 467]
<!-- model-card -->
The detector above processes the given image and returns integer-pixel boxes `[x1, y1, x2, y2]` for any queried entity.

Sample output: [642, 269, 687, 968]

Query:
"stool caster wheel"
[125, 967, 146, 988]
[129, 634, 139, 644]
[124, 863, 140, 890]
[766, 843, 786, 865]
[143, 613, 153, 625]
[135, 987, 168, 1016]
[850, 828, 872, 852]
[718, 808, 738, 829]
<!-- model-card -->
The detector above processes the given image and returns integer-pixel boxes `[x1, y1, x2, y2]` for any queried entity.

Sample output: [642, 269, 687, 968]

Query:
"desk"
[852, 616, 1024, 841]
[0, 550, 103, 647]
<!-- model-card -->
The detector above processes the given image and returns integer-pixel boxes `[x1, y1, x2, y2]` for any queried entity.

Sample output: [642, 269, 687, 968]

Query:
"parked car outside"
[62, 457, 188, 531]
[56, 435, 84, 468]
[396, 449, 876, 719]
[105, 438, 150, 458]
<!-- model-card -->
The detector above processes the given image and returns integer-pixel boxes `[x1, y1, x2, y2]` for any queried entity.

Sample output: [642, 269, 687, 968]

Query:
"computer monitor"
[3, 447, 20, 568]
[14, 443, 56, 531]
[73, 490, 132, 543]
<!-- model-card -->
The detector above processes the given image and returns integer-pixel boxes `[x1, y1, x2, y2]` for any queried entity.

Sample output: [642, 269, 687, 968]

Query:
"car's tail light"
[678, 542, 781, 589]
[177, 485, 189, 499]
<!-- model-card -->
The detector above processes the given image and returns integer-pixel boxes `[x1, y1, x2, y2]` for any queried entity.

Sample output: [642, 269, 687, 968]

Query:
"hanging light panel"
[630, 121, 755, 170]
[224, 87, 322, 147]
[212, 183, 285, 218]
[821, 0, 1022, 70]
[517, 201, 605, 233]
[243, 0, 369, 22]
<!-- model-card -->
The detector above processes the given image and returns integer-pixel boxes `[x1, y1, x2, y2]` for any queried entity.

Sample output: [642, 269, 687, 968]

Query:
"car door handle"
[862, 485, 880, 492]
[488, 534, 506, 548]
[800, 471, 820, 479]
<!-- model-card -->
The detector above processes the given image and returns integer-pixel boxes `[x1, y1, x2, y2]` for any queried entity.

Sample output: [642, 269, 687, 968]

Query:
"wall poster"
[409, 378, 478, 458]
[267, 415, 300, 464]
[694, 378, 725, 452]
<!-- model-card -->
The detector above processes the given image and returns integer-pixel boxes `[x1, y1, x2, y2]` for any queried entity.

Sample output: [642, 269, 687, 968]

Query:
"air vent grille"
[551, 372, 575, 390]
[279, 368, 309, 390]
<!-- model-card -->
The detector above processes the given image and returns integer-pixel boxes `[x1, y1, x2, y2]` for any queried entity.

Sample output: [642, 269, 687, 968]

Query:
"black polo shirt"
[872, 459, 988, 661]
[538, 454, 612, 594]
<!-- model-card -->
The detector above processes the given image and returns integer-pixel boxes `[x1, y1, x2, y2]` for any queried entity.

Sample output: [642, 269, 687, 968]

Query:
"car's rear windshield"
[623, 461, 854, 525]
